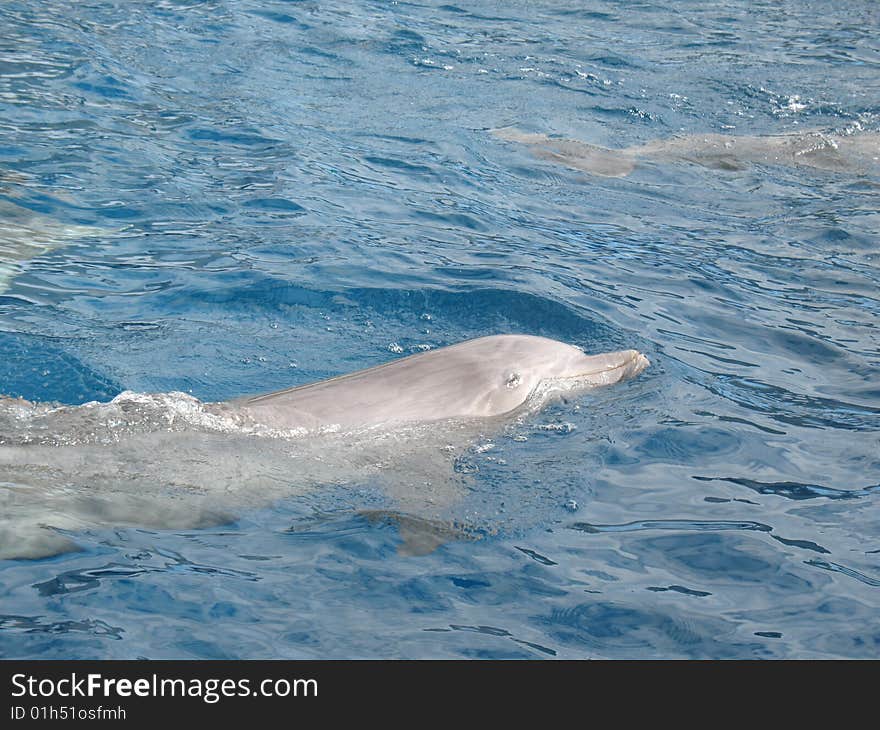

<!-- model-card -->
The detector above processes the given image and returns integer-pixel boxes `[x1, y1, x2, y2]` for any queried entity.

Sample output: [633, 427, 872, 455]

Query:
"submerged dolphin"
[0, 335, 649, 559]
[492, 127, 880, 178]
[0, 197, 109, 293]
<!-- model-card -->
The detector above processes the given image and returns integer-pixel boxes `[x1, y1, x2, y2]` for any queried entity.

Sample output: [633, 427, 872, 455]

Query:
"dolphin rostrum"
[492, 127, 880, 178]
[0, 335, 649, 559]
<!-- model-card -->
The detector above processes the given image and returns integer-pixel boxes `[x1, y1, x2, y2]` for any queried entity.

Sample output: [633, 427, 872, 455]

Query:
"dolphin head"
[235, 334, 650, 431]
[465, 335, 650, 417]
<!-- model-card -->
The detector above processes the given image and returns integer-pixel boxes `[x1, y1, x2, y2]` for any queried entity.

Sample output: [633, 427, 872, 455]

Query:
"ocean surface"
[0, 0, 878, 659]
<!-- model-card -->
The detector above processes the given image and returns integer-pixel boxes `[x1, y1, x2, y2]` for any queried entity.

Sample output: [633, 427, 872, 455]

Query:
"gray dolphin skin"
[0, 196, 109, 293]
[492, 127, 880, 177]
[0, 335, 649, 560]
[230, 334, 650, 432]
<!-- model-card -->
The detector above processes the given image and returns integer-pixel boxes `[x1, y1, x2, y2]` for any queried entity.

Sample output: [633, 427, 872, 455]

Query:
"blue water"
[1, 0, 878, 659]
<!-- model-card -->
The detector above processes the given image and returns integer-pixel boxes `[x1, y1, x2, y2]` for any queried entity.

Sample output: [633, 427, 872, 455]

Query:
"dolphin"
[0, 199, 109, 292]
[492, 127, 880, 178]
[0, 173, 110, 293]
[0, 335, 649, 559]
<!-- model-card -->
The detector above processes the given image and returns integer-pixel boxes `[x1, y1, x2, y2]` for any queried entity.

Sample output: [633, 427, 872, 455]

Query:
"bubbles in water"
[535, 422, 576, 434]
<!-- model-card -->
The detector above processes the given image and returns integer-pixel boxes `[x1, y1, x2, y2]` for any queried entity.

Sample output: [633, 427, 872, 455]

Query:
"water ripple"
[1, 0, 878, 659]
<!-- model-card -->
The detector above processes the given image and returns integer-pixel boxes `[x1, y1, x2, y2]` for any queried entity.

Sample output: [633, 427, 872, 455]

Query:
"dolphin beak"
[575, 349, 650, 387]
[627, 351, 651, 377]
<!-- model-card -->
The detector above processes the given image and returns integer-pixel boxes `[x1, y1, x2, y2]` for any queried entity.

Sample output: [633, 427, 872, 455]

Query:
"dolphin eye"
[505, 372, 522, 389]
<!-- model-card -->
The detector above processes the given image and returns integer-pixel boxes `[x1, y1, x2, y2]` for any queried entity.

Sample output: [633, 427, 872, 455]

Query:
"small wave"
[0, 391, 314, 447]
[570, 519, 772, 534]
